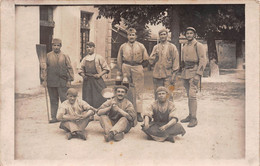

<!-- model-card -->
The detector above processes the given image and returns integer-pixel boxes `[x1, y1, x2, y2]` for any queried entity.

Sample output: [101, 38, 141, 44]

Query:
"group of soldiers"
[41, 26, 207, 143]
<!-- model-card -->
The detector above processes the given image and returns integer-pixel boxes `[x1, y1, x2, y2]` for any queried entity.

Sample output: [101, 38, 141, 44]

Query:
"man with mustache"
[180, 27, 207, 127]
[117, 28, 149, 122]
[97, 85, 136, 142]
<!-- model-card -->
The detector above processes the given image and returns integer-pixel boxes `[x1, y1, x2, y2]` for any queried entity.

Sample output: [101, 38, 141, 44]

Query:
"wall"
[53, 6, 112, 82]
[15, 6, 40, 93]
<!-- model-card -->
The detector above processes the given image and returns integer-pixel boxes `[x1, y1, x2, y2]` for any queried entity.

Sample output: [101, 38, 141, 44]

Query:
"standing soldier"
[180, 27, 207, 127]
[43, 38, 74, 123]
[149, 29, 179, 100]
[117, 28, 149, 122]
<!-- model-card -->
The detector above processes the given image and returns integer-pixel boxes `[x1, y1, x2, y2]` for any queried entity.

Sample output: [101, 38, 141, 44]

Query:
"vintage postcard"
[0, 0, 259, 166]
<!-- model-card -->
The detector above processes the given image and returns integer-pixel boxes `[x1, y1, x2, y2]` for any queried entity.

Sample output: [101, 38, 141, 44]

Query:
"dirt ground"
[15, 70, 245, 163]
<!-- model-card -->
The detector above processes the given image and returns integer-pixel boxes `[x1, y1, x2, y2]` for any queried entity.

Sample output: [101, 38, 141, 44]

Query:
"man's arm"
[170, 45, 180, 85]
[65, 54, 74, 82]
[195, 42, 207, 77]
[97, 100, 112, 116]
[113, 104, 133, 121]
[148, 45, 159, 65]
[56, 105, 77, 122]
[159, 103, 178, 131]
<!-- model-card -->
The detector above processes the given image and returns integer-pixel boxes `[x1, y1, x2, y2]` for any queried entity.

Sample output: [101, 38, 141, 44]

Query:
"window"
[80, 11, 93, 60]
[40, 6, 55, 53]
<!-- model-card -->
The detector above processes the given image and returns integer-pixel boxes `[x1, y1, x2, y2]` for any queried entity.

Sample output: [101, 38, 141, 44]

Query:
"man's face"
[157, 91, 167, 102]
[127, 33, 137, 43]
[116, 88, 126, 100]
[185, 30, 195, 41]
[86, 45, 95, 55]
[67, 94, 77, 105]
[159, 32, 168, 42]
[52, 43, 61, 53]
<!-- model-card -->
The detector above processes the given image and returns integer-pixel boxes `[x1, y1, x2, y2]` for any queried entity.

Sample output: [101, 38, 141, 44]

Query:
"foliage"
[96, 5, 244, 40]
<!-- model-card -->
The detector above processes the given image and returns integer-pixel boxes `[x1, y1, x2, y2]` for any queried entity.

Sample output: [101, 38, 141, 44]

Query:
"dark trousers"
[48, 87, 68, 120]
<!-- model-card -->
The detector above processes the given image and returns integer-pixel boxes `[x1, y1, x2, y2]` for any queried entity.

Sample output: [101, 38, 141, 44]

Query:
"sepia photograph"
[0, 0, 259, 166]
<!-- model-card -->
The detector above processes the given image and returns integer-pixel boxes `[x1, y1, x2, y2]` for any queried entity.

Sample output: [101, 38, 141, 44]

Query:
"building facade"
[15, 5, 112, 93]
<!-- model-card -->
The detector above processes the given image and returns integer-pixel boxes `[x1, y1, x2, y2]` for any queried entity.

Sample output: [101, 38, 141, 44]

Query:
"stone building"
[15, 5, 112, 93]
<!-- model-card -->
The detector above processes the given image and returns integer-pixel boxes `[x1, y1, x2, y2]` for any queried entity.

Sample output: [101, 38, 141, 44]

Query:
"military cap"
[101, 87, 115, 99]
[114, 85, 128, 93]
[86, 41, 95, 47]
[66, 88, 78, 96]
[127, 28, 137, 34]
[52, 38, 62, 45]
[156, 86, 169, 94]
[158, 28, 168, 35]
[185, 27, 196, 33]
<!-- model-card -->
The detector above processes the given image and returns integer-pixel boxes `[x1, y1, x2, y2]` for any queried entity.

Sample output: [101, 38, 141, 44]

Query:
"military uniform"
[117, 41, 149, 120]
[46, 51, 74, 122]
[98, 97, 136, 142]
[181, 38, 207, 127]
[149, 41, 179, 99]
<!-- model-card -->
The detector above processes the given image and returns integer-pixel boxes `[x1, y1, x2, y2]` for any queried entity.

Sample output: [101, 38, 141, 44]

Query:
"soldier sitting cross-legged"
[97, 85, 136, 142]
[56, 88, 97, 140]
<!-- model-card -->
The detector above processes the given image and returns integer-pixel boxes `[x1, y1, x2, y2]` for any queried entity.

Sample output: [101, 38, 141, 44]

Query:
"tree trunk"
[169, 6, 181, 66]
[207, 38, 219, 77]
[236, 39, 244, 69]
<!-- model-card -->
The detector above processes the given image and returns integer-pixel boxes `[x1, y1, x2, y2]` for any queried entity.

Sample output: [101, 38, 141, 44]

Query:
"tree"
[96, 5, 245, 76]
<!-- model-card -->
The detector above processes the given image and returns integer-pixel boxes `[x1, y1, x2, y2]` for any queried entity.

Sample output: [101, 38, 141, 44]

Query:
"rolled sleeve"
[56, 104, 67, 121]
[99, 56, 110, 74]
[168, 103, 178, 122]
[78, 58, 85, 75]
[143, 102, 154, 120]
[125, 102, 136, 122]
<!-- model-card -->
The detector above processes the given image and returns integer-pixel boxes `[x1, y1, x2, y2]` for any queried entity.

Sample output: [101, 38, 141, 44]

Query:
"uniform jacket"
[98, 98, 136, 127]
[117, 41, 149, 71]
[46, 51, 74, 87]
[149, 41, 179, 79]
[181, 39, 207, 79]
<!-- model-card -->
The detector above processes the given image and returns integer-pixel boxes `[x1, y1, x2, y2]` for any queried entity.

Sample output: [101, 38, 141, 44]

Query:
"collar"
[84, 53, 96, 61]
[187, 39, 197, 46]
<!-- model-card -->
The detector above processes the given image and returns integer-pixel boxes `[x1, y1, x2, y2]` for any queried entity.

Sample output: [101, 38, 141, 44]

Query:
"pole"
[36, 44, 50, 122]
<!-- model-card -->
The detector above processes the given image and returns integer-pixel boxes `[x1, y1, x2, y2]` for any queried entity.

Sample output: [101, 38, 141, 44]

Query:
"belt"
[123, 61, 142, 66]
[184, 62, 198, 69]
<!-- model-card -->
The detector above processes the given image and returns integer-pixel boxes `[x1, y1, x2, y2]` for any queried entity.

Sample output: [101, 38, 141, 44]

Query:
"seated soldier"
[56, 88, 96, 140]
[97, 85, 136, 142]
[142, 86, 186, 143]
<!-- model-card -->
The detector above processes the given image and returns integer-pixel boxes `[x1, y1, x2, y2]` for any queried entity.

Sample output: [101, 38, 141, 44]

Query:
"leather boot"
[181, 99, 191, 123]
[180, 115, 191, 123]
[188, 99, 198, 127]
[137, 113, 143, 122]
[114, 132, 124, 142]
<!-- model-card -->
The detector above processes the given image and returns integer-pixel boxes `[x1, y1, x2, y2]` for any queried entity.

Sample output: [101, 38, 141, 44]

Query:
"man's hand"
[170, 75, 176, 85]
[66, 81, 71, 87]
[93, 73, 101, 79]
[159, 125, 168, 131]
[192, 75, 200, 85]
[143, 124, 149, 130]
